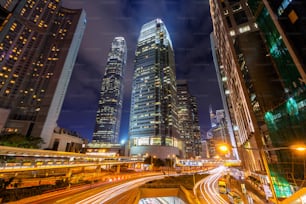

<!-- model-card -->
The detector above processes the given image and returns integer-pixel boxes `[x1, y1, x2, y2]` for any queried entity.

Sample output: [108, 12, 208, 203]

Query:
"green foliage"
[0, 177, 14, 190]
[154, 158, 165, 167]
[143, 157, 151, 164]
[0, 133, 44, 149]
[144, 157, 165, 167]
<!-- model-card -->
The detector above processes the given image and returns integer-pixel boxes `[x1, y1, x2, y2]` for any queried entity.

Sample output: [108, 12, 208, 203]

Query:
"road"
[75, 175, 165, 204]
[194, 166, 229, 204]
[8, 173, 164, 204]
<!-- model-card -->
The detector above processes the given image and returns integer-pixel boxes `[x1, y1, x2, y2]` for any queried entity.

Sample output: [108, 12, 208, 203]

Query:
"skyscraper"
[129, 19, 182, 158]
[177, 80, 201, 159]
[0, 1, 86, 149]
[92, 37, 127, 144]
[210, 0, 306, 199]
[248, 0, 306, 197]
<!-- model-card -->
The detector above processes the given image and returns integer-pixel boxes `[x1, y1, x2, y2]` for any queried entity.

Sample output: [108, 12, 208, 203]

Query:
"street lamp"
[217, 143, 306, 204]
[261, 145, 306, 204]
[151, 155, 156, 170]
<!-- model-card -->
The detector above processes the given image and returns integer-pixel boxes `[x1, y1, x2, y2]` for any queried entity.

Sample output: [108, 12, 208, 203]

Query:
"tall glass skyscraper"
[0, 1, 86, 149]
[92, 37, 127, 144]
[129, 19, 182, 158]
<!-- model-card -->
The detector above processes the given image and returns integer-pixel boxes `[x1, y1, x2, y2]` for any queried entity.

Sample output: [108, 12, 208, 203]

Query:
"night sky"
[58, 0, 223, 142]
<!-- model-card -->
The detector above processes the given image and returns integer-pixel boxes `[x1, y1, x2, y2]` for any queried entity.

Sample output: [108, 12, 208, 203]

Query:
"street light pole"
[259, 145, 306, 204]
[260, 149, 279, 204]
[217, 143, 306, 204]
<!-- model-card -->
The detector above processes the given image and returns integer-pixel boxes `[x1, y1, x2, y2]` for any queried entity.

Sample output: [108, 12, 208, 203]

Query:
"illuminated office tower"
[129, 19, 182, 158]
[177, 80, 201, 159]
[92, 37, 127, 144]
[0, 1, 86, 149]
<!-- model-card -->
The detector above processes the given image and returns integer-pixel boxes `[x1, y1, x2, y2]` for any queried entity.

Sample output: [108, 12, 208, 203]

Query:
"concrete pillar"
[116, 165, 121, 173]
[96, 165, 101, 173]
[66, 168, 72, 178]
[66, 168, 72, 189]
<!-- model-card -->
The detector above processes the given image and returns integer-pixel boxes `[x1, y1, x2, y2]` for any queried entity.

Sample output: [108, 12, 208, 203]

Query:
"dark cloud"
[59, 0, 223, 141]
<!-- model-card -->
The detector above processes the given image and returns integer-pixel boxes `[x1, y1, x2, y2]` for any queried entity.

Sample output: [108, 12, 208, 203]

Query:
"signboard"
[263, 184, 273, 198]
[241, 183, 246, 194]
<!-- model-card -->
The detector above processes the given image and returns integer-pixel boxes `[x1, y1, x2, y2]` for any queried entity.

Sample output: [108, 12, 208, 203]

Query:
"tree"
[0, 133, 44, 149]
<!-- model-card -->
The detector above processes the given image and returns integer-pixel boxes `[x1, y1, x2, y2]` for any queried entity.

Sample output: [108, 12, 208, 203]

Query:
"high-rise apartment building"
[177, 80, 201, 159]
[92, 37, 127, 144]
[0, 1, 86, 149]
[129, 19, 182, 158]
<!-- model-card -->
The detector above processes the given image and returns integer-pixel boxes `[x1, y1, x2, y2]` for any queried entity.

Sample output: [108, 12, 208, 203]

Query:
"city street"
[194, 166, 228, 203]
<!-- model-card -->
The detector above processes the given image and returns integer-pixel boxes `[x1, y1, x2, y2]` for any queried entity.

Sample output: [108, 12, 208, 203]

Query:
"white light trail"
[195, 166, 228, 204]
[75, 175, 165, 204]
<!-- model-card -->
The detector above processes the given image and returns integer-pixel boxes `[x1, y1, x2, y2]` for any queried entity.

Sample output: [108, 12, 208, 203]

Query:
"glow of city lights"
[218, 144, 229, 152]
[292, 145, 306, 152]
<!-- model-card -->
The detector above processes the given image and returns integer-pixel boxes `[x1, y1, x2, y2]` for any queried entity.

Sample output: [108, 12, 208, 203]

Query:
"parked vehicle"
[228, 191, 244, 204]
[218, 178, 227, 194]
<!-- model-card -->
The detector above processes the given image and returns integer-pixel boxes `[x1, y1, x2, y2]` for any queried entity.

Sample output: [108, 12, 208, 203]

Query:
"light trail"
[75, 175, 165, 204]
[195, 166, 228, 204]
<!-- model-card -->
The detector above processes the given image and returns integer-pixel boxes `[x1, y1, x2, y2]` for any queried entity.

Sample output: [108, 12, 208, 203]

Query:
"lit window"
[239, 25, 250, 33]
[288, 10, 298, 24]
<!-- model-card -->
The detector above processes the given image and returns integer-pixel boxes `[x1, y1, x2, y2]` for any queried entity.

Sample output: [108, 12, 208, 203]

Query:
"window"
[52, 139, 60, 150]
[234, 10, 248, 25]
[226, 16, 232, 28]
[288, 10, 298, 24]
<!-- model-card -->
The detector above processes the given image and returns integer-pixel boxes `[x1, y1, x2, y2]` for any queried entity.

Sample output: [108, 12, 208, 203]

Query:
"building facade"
[0, 1, 86, 149]
[92, 37, 127, 145]
[50, 126, 86, 152]
[210, 0, 284, 171]
[210, 33, 239, 160]
[248, 0, 306, 195]
[210, 0, 306, 198]
[206, 108, 232, 159]
[190, 96, 202, 157]
[129, 19, 182, 158]
[177, 80, 201, 158]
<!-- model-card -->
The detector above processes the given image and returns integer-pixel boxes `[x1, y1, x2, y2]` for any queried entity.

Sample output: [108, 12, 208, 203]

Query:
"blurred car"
[228, 191, 244, 204]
